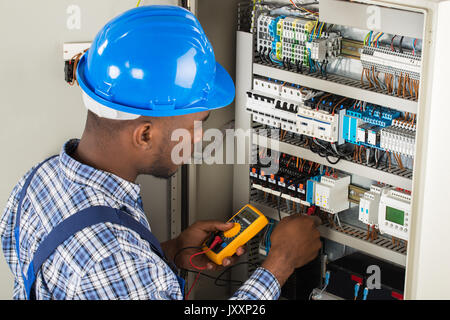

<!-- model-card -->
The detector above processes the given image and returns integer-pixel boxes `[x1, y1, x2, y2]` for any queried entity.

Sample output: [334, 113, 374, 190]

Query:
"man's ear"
[132, 121, 153, 150]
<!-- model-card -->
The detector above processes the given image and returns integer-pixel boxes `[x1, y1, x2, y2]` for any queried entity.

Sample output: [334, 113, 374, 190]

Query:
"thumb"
[193, 220, 234, 233]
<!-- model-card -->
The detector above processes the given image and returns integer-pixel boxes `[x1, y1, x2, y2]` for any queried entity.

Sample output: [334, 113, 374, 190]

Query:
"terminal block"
[361, 46, 421, 81]
[256, 13, 342, 66]
[380, 126, 416, 157]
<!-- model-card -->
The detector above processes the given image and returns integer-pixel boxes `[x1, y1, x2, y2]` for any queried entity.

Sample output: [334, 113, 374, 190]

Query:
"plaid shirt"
[0, 139, 280, 300]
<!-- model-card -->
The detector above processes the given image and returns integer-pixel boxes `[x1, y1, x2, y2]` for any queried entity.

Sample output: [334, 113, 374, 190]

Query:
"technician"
[0, 5, 321, 300]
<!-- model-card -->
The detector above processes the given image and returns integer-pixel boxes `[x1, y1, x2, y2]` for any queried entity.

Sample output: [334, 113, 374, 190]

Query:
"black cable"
[261, 47, 268, 64]
[181, 262, 260, 287]
[309, 138, 343, 165]
[399, 36, 404, 53]
[214, 262, 259, 287]
[375, 150, 384, 169]
[181, 268, 244, 286]
[174, 246, 259, 287]
[325, 154, 341, 165]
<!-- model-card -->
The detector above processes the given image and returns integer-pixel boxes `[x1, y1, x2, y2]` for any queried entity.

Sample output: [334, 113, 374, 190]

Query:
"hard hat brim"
[77, 53, 235, 118]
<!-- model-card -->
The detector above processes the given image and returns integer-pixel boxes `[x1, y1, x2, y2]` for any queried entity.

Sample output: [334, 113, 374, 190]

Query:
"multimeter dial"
[223, 223, 241, 238]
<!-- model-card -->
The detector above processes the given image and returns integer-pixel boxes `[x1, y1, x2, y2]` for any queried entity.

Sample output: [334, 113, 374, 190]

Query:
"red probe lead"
[189, 236, 223, 270]
[185, 235, 223, 300]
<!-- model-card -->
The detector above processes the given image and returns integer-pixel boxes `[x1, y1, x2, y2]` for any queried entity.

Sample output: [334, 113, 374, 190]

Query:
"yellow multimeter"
[203, 204, 269, 265]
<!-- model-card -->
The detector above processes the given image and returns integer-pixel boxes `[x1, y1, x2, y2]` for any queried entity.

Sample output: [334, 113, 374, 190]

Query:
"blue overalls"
[14, 156, 185, 300]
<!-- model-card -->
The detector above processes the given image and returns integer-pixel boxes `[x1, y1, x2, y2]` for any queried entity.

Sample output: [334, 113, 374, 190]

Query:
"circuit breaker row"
[246, 77, 417, 160]
[251, 152, 350, 215]
[251, 149, 412, 240]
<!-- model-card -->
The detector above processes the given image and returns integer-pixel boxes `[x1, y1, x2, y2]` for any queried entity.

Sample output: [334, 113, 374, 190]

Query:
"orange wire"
[332, 97, 348, 115]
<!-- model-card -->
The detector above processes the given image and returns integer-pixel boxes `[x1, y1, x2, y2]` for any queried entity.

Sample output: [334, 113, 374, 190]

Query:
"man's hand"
[262, 214, 322, 286]
[161, 220, 246, 271]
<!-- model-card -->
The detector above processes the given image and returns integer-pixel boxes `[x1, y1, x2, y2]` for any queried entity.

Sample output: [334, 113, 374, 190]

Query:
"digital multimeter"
[203, 204, 269, 265]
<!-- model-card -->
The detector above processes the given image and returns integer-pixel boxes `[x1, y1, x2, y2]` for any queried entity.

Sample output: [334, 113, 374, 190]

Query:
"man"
[0, 5, 321, 300]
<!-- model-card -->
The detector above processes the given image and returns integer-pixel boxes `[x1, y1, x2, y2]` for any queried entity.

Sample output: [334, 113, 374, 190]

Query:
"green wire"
[364, 32, 371, 46]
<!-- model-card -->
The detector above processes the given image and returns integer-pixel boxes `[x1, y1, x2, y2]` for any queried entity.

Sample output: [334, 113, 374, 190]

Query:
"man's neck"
[73, 134, 139, 183]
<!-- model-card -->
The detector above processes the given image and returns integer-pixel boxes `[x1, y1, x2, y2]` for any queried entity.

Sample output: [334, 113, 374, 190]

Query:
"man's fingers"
[290, 213, 322, 227]
[222, 254, 241, 267]
[206, 262, 216, 271]
[236, 246, 246, 256]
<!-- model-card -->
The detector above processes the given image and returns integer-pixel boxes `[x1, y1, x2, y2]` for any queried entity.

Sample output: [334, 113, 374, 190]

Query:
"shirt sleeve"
[74, 250, 183, 300]
[230, 267, 281, 300]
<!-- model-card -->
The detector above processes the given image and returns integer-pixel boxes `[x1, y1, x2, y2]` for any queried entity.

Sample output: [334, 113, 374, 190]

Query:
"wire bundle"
[67, 49, 88, 86]
[362, 32, 420, 100]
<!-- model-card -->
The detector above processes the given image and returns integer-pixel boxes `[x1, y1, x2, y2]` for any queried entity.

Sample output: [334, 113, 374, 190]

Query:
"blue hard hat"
[76, 5, 235, 118]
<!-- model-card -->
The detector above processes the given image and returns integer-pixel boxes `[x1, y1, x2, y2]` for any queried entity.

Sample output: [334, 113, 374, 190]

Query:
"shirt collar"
[59, 139, 142, 209]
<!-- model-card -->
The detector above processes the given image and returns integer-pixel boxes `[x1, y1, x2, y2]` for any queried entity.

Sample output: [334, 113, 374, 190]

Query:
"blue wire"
[307, 49, 316, 72]
[363, 287, 369, 300]
[376, 32, 384, 47]
[269, 52, 283, 66]
[317, 61, 323, 75]
[354, 283, 361, 299]
[265, 221, 273, 255]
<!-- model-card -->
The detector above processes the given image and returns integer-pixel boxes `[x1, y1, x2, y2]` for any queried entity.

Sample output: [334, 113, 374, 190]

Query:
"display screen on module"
[386, 206, 405, 225]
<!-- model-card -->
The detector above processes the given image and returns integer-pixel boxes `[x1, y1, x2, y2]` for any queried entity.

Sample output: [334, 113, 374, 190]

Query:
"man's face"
[141, 111, 210, 179]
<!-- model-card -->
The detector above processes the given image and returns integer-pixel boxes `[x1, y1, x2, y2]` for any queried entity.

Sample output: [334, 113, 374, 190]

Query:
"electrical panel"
[233, 0, 436, 300]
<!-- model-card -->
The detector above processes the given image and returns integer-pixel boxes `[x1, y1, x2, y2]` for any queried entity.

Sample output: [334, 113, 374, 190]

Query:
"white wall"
[0, 0, 177, 300]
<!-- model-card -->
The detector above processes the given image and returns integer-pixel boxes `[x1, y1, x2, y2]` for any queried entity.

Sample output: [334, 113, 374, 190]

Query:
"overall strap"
[24, 205, 185, 299]
[14, 155, 58, 298]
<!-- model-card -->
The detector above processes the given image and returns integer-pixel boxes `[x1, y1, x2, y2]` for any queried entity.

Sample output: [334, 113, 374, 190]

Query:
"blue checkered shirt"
[0, 139, 280, 300]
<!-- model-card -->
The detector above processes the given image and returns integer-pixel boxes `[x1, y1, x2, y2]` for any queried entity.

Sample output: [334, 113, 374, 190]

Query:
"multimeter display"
[238, 208, 260, 224]
[203, 204, 268, 265]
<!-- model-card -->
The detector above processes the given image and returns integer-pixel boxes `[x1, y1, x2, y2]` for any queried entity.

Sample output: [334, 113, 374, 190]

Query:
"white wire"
[335, 213, 343, 229]
[309, 283, 329, 300]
